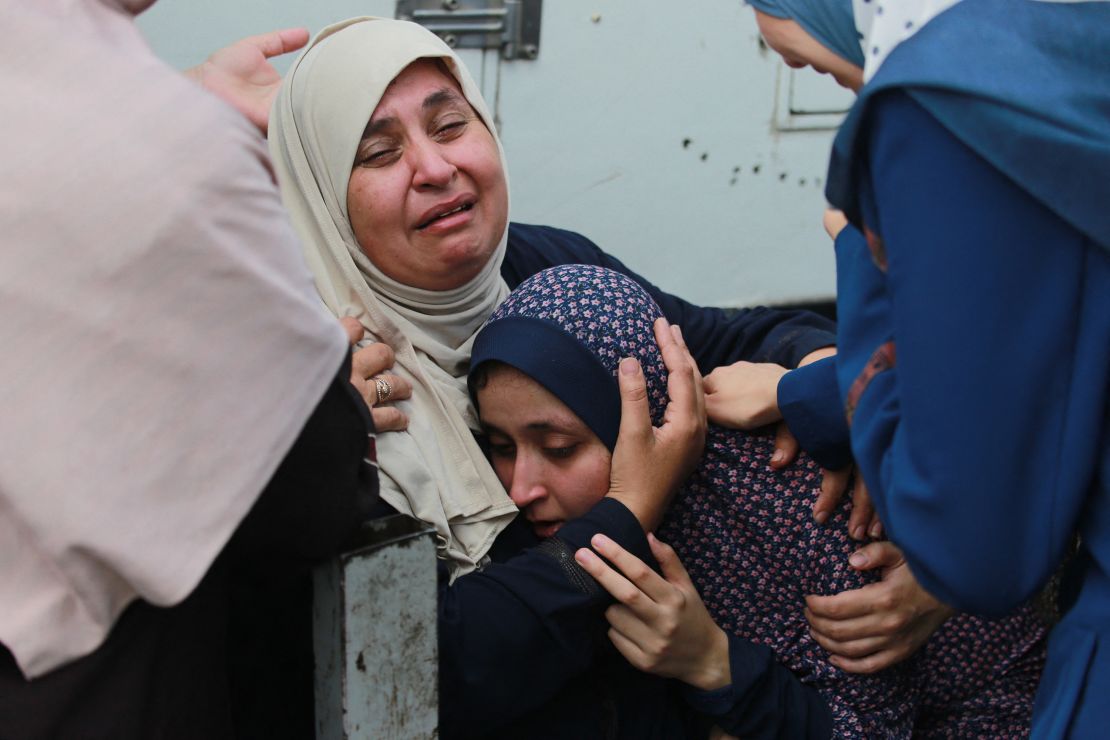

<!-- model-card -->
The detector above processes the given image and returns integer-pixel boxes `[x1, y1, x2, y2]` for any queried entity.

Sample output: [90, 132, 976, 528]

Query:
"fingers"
[606, 625, 655, 673]
[867, 512, 883, 541]
[372, 373, 412, 403]
[648, 534, 693, 588]
[588, 534, 673, 604]
[812, 629, 892, 661]
[847, 541, 905, 573]
[574, 545, 644, 609]
[829, 648, 905, 675]
[823, 208, 849, 240]
[351, 342, 396, 384]
[654, 319, 701, 426]
[371, 405, 408, 432]
[340, 316, 364, 346]
[812, 466, 851, 525]
[672, 325, 707, 425]
[615, 357, 651, 443]
[849, 477, 882, 540]
[806, 597, 904, 646]
[241, 28, 311, 58]
[804, 584, 877, 621]
[771, 421, 799, 469]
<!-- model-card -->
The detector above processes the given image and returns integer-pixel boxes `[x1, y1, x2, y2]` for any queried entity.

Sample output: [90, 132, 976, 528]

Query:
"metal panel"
[314, 515, 439, 739]
[397, 0, 543, 59]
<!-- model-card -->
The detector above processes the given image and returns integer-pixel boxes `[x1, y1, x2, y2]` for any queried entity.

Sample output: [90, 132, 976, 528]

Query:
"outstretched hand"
[185, 28, 310, 134]
[575, 533, 731, 691]
[805, 541, 954, 673]
[703, 360, 788, 430]
[606, 318, 706, 531]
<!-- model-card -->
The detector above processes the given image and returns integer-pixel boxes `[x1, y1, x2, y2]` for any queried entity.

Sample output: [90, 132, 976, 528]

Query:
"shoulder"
[503, 223, 607, 288]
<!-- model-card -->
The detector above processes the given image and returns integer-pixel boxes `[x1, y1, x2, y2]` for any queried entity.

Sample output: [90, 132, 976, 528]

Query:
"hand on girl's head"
[606, 318, 706, 531]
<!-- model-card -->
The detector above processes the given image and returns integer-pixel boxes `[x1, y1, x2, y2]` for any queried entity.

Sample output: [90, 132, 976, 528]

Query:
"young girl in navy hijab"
[471, 264, 1045, 737]
[744, 1, 1110, 736]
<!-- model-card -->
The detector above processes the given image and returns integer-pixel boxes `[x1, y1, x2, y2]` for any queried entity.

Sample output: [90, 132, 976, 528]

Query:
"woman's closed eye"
[431, 115, 469, 142]
[354, 139, 401, 168]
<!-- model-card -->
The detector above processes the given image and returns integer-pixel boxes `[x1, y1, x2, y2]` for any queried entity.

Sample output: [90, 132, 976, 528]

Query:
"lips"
[531, 520, 564, 539]
[416, 196, 475, 230]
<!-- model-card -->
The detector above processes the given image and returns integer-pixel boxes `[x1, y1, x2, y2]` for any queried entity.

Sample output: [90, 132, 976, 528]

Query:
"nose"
[409, 137, 456, 190]
[508, 454, 547, 508]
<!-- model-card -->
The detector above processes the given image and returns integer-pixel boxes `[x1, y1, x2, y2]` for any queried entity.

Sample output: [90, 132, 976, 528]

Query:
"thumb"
[616, 357, 651, 444]
[340, 316, 364, 346]
[847, 540, 905, 572]
[240, 28, 310, 59]
[771, 421, 799, 469]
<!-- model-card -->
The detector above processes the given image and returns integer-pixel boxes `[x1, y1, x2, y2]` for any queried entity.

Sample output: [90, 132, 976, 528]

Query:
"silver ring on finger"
[374, 377, 392, 405]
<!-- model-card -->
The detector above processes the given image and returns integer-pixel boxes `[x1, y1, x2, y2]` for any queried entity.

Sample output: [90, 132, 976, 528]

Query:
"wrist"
[798, 345, 837, 367]
[685, 626, 731, 691]
[604, 490, 660, 532]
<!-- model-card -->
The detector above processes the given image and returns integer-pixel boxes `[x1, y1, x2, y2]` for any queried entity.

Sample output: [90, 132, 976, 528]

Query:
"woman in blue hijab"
[745, 1, 1110, 736]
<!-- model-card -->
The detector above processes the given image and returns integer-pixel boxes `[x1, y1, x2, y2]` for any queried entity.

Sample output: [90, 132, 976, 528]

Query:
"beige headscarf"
[270, 17, 517, 578]
[0, 0, 348, 678]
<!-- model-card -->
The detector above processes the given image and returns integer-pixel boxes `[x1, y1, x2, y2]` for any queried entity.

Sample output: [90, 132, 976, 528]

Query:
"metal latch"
[396, 0, 542, 60]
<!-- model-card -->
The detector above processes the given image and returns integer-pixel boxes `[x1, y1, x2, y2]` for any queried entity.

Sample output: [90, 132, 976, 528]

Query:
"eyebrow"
[481, 419, 579, 437]
[360, 87, 468, 140]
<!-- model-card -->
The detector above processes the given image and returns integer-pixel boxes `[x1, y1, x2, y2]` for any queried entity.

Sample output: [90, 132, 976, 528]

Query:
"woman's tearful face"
[347, 59, 509, 291]
[478, 364, 612, 539]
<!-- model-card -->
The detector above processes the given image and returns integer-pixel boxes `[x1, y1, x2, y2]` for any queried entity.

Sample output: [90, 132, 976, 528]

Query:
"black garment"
[440, 500, 713, 739]
[0, 354, 376, 740]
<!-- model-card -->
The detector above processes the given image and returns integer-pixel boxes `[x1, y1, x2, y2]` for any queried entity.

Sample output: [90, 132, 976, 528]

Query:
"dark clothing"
[441, 499, 830, 740]
[503, 223, 837, 372]
[440, 500, 710, 739]
[0, 355, 377, 740]
[439, 230, 840, 739]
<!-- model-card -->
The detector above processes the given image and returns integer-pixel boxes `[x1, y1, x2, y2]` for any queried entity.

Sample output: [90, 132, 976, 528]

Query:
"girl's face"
[346, 59, 509, 291]
[477, 364, 612, 539]
[753, 10, 864, 92]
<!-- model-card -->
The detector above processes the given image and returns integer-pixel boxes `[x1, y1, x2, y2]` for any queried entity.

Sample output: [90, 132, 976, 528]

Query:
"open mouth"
[416, 201, 474, 230]
[531, 520, 564, 539]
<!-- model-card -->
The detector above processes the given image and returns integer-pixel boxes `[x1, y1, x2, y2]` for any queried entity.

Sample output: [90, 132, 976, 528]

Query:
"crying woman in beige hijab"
[270, 17, 519, 577]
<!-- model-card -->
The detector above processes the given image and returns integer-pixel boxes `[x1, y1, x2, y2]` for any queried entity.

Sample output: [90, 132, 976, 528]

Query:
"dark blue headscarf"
[747, 0, 863, 67]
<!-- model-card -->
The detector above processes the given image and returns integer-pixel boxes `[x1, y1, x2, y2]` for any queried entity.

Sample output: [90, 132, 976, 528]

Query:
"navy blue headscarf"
[747, 0, 863, 66]
[826, 0, 1110, 252]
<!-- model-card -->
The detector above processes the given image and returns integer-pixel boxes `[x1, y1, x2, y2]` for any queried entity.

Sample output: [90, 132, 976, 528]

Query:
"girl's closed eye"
[544, 443, 579, 460]
[487, 440, 516, 459]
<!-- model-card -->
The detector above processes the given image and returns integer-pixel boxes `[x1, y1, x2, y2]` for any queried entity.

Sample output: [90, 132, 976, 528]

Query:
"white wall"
[139, 0, 848, 307]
